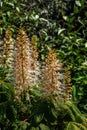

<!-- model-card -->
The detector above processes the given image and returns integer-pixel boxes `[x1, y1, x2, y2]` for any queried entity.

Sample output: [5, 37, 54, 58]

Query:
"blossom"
[41, 49, 65, 101]
[2, 28, 15, 80]
[14, 28, 32, 90]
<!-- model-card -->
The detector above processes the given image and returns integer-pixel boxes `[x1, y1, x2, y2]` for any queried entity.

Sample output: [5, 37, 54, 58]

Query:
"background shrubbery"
[0, 0, 87, 129]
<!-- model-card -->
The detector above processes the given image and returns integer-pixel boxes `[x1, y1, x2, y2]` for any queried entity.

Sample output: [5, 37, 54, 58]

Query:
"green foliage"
[65, 122, 87, 130]
[21, 87, 87, 130]
[0, 0, 87, 129]
[0, 78, 16, 129]
[0, 66, 10, 82]
[56, 33, 87, 112]
[0, 77, 87, 129]
[12, 121, 30, 130]
[0, 0, 87, 39]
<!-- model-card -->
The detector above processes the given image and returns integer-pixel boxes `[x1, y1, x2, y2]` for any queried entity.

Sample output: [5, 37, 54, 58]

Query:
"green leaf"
[39, 124, 50, 130]
[58, 28, 65, 35]
[72, 85, 78, 103]
[30, 127, 36, 130]
[74, 122, 87, 130]
[16, 7, 20, 12]
[81, 0, 85, 7]
[85, 43, 87, 47]
[34, 114, 44, 124]
[0, 2, 3, 7]
[51, 108, 57, 119]
[65, 122, 80, 130]
[30, 127, 39, 130]
[7, 2, 14, 7]
[74, 6, 79, 13]
[7, 11, 11, 17]
[63, 16, 68, 21]
[75, 1, 81, 7]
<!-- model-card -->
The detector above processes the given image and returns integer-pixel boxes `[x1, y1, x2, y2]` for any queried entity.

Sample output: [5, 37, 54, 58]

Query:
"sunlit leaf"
[75, 1, 81, 7]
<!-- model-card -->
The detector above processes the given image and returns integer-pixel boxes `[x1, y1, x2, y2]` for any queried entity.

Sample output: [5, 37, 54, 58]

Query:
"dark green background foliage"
[1, 0, 87, 38]
[0, 0, 87, 129]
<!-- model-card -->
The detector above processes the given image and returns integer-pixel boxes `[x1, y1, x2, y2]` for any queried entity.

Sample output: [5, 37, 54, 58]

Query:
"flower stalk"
[30, 35, 40, 86]
[2, 28, 15, 80]
[41, 49, 64, 100]
[14, 28, 32, 91]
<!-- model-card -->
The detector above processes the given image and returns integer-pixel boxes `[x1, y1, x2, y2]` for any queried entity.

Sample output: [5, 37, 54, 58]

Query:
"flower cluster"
[14, 29, 40, 92]
[14, 28, 32, 91]
[0, 28, 72, 103]
[41, 49, 65, 100]
[2, 28, 15, 80]
[30, 35, 40, 86]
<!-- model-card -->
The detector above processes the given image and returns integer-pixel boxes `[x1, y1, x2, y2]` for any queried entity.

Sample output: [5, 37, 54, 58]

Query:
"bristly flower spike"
[2, 28, 15, 81]
[14, 27, 33, 91]
[41, 49, 65, 101]
[30, 35, 40, 86]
